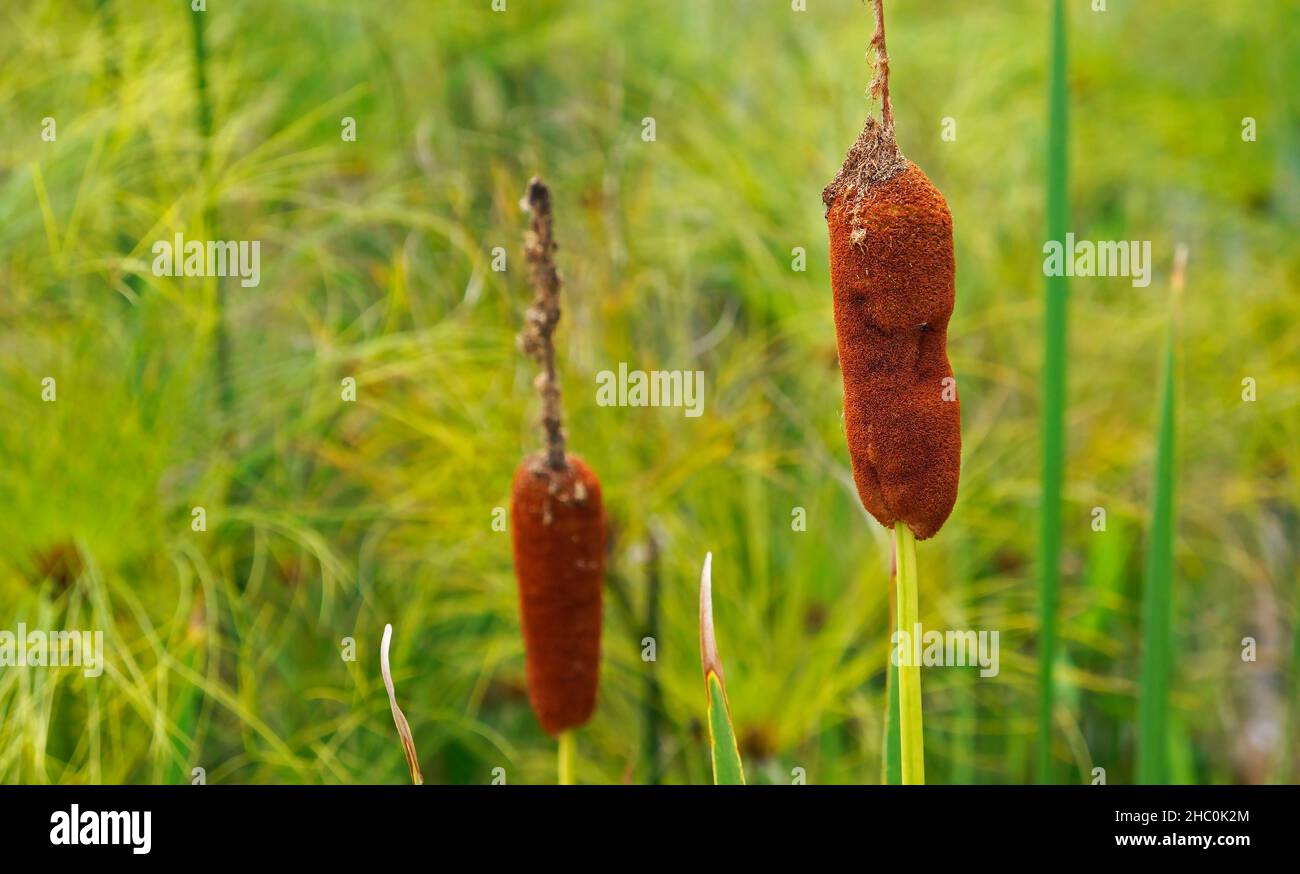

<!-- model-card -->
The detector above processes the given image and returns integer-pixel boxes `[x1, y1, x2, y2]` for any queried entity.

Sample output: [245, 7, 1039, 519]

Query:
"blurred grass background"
[0, 0, 1296, 784]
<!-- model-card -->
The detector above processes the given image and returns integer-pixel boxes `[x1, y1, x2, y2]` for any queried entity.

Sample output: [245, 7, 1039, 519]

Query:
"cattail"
[823, 0, 960, 542]
[824, 0, 959, 786]
[510, 177, 606, 741]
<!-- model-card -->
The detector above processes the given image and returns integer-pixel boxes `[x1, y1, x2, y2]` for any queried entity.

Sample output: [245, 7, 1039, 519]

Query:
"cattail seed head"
[824, 2, 961, 540]
[510, 452, 605, 735]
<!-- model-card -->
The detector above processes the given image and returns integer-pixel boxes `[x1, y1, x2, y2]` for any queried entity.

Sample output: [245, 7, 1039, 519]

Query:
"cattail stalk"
[510, 178, 606, 781]
[827, 0, 956, 786]
[557, 730, 575, 786]
[894, 524, 924, 783]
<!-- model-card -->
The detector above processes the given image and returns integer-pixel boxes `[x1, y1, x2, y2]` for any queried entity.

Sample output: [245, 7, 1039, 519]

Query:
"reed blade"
[1038, 0, 1070, 784]
[700, 553, 746, 785]
[1137, 247, 1186, 784]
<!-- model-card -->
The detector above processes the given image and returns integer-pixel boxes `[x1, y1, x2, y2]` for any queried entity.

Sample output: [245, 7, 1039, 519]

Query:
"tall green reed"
[1038, 0, 1069, 784]
[882, 550, 901, 784]
[641, 530, 665, 784]
[189, 5, 232, 420]
[1136, 246, 1186, 783]
[1286, 591, 1300, 782]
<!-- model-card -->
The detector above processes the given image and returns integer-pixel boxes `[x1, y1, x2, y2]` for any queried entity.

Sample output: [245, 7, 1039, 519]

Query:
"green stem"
[642, 530, 664, 784]
[894, 524, 924, 784]
[1038, 0, 1070, 784]
[1286, 582, 1300, 782]
[882, 548, 901, 784]
[952, 531, 977, 784]
[558, 730, 575, 785]
[190, 6, 232, 425]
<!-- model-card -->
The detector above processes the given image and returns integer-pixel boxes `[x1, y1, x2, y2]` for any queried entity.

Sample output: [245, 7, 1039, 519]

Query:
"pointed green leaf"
[706, 672, 745, 785]
[1137, 246, 1185, 784]
[699, 553, 745, 785]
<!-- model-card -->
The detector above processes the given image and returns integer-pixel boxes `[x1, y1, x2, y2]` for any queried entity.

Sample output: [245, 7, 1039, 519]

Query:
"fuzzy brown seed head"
[827, 159, 961, 540]
[510, 452, 605, 735]
[822, 116, 906, 213]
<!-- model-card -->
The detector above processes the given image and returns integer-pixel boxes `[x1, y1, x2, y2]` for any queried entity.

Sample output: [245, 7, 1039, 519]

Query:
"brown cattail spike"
[519, 176, 567, 472]
[511, 453, 605, 735]
[824, 0, 961, 540]
[510, 177, 606, 736]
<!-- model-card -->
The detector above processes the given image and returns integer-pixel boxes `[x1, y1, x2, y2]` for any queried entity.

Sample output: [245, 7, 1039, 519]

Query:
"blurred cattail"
[823, 0, 960, 542]
[510, 177, 606, 739]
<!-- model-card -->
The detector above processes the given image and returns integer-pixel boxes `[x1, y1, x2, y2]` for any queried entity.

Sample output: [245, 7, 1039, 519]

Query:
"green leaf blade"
[1038, 0, 1070, 785]
[1137, 246, 1185, 785]
[706, 672, 746, 785]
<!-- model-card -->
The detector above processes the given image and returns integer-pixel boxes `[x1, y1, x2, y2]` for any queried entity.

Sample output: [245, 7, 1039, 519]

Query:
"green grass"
[0, 0, 1296, 785]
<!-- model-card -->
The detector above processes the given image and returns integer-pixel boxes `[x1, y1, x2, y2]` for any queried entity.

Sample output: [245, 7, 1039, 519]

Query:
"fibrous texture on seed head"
[825, 122, 961, 541]
[510, 452, 605, 735]
[519, 176, 567, 473]
[822, 116, 906, 205]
